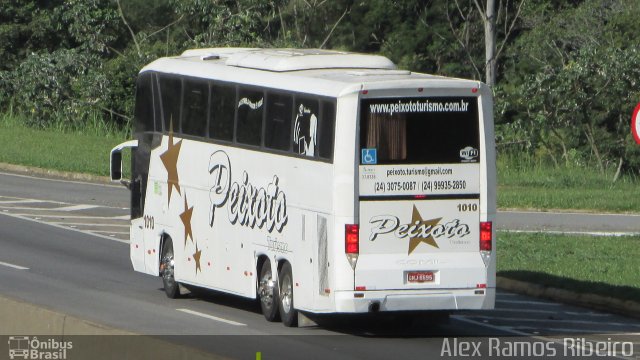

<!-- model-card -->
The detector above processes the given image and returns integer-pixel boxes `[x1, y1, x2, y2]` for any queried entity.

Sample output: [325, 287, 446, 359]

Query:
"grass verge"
[498, 154, 640, 213]
[497, 232, 640, 303]
[0, 112, 127, 177]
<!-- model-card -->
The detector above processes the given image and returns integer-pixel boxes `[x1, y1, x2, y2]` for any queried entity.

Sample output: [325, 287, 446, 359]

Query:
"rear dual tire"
[258, 260, 298, 327]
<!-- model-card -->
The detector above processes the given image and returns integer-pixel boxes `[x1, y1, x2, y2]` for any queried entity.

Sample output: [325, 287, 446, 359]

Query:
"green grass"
[498, 154, 640, 212]
[497, 232, 640, 302]
[0, 112, 128, 177]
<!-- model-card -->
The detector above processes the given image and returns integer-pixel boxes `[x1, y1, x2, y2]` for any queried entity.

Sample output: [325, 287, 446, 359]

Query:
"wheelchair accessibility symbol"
[361, 148, 377, 165]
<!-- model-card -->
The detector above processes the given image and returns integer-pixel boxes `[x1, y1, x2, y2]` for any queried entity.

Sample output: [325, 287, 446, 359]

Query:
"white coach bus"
[110, 48, 496, 327]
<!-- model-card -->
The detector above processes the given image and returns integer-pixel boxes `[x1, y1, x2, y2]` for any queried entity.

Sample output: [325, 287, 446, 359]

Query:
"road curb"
[0, 294, 227, 359]
[497, 276, 640, 319]
[0, 162, 110, 184]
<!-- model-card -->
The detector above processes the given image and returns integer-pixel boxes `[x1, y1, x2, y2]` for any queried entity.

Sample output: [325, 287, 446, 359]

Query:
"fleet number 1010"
[457, 203, 478, 212]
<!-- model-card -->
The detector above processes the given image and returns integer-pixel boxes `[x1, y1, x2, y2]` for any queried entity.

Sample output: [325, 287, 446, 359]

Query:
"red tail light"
[480, 221, 492, 251]
[345, 224, 359, 254]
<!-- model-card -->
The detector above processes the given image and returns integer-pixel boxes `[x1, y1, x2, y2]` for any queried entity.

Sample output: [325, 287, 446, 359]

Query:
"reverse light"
[345, 224, 359, 254]
[480, 221, 492, 251]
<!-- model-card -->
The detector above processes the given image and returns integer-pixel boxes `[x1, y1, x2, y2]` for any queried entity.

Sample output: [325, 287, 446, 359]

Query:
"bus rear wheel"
[161, 237, 180, 298]
[258, 260, 280, 322]
[278, 262, 298, 327]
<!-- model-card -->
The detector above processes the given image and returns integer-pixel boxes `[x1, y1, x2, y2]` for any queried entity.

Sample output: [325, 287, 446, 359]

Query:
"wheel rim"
[259, 268, 275, 308]
[280, 274, 292, 313]
[162, 248, 175, 285]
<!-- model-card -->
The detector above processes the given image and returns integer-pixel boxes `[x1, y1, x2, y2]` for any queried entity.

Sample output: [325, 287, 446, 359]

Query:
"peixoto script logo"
[8, 336, 73, 360]
[368, 205, 471, 255]
[208, 150, 288, 233]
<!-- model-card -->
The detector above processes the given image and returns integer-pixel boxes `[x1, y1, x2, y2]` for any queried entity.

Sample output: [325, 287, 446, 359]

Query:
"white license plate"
[407, 271, 434, 283]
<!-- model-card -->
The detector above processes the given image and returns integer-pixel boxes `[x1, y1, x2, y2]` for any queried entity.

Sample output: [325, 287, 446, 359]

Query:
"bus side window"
[182, 78, 209, 137]
[236, 88, 264, 146]
[158, 75, 183, 132]
[265, 92, 293, 151]
[209, 83, 235, 142]
[319, 101, 335, 160]
[293, 98, 319, 157]
[133, 73, 154, 134]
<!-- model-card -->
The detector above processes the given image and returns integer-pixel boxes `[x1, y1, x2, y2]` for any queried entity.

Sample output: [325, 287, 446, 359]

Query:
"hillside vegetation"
[1, 0, 640, 179]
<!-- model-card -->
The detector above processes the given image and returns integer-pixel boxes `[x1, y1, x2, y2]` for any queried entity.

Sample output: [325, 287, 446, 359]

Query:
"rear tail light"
[345, 224, 359, 254]
[480, 221, 492, 251]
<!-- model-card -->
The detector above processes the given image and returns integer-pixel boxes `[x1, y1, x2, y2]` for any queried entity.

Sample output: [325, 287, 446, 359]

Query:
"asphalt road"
[1, 171, 639, 359]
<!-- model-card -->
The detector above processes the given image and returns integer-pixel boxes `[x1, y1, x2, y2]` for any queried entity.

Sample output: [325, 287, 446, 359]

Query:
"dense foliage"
[1, 0, 639, 176]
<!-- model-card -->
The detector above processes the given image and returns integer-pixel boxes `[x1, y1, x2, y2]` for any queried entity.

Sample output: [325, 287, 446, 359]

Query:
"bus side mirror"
[110, 140, 139, 187]
[111, 150, 123, 181]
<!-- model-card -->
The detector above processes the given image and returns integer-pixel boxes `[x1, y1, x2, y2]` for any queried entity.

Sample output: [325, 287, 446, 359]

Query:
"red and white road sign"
[632, 102, 640, 145]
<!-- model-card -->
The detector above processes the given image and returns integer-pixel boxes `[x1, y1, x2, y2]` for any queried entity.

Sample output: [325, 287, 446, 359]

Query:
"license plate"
[407, 271, 434, 283]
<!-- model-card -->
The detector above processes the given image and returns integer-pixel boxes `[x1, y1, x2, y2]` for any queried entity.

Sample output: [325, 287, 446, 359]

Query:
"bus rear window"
[360, 97, 479, 164]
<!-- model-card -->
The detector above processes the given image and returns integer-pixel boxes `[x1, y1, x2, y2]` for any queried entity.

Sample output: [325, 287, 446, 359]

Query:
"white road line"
[13, 214, 128, 220]
[502, 210, 640, 217]
[0, 261, 29, 270]
[0, 170, 121, 188]
[0, 211, 129, 244]
[176, 309, 246, 326]
[455, 316, 631, 360]
[54, 204, 100, 211]
[497, 299, 562, 306]
[470, 315, 640, 328]
[0, 199, 49, 204]
[499, 229, 640, 237]
[0, 206, 67, 211]
[89, 230, 130, 235]
[453, 315, 530, 336]
[512, 326, 619, 334]
[52, 222, 129, 228]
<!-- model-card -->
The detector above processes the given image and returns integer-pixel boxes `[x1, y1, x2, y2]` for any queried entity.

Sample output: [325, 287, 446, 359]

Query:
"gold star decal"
[160, 119, 182, 205]
[407, 205, 442, 255]
[180, 194, 194, 247]
[193, 243, 202, 274]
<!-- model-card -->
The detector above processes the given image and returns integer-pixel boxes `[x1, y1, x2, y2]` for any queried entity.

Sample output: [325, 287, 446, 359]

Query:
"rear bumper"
[333, 288, 495, 313]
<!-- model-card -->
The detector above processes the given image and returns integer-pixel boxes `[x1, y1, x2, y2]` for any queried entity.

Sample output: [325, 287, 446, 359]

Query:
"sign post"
[632, 102, 640, 145]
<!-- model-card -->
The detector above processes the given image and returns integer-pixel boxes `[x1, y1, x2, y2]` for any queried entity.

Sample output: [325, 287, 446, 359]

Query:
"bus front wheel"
[161, 237, 180, 298]
[258, 260, 280, 322]
[278, 262, 298, 327]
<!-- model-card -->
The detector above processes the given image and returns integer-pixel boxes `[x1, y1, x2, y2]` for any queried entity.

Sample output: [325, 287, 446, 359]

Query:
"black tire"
[258, 260, 280, 322]
[278, 262, 298, 327]
[161, 237, 180, 299]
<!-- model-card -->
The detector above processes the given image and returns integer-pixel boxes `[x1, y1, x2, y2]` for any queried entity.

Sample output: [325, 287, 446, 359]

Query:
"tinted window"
[134, 73, 154, 134]
[360, 97, 479, 164]
[210, 83, 235, 141]
[319, 101, 335, 160]
[159, 76, 182, 132]
[265, 92, 292, 151]
[293, 98, 319, 157]
[236, 88, 264, 146]
[182, 78, 208, 136]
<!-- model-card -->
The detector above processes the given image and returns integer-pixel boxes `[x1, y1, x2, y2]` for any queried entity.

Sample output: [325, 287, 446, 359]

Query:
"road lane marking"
[52, 222, 129, 228]
[177, 308, 246, 326]
[455, 316, 631, 360]
[0, 211, 129, 244]
[469, 315, 640, 328]
[499, 229, 640, 237]
[0, 261, 29, 270]
[0, 171, 121, 188]
[0, 199, 49, 204]
[497, 299, 562, 306]
[90, 230, 130, 235]
[13, 214, 128, 220]
[54, 204, 100, 211]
